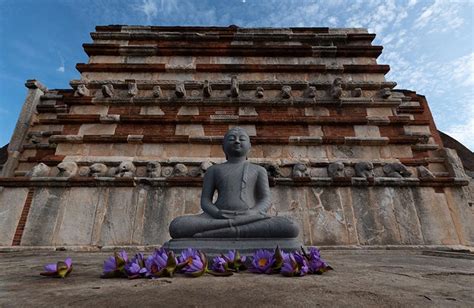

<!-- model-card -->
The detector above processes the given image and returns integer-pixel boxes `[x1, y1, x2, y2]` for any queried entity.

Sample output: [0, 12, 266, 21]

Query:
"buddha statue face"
[223, 127, 251, 159]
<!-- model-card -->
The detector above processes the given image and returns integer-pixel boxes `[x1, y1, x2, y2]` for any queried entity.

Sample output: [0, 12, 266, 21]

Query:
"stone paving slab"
[0, 249, 473, 307]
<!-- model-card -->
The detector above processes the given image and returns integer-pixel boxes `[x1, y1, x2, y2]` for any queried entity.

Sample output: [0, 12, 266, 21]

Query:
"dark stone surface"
[163, 238, 302, 254]
[0, 144, 7, 165]
[1, 249, 473, 307]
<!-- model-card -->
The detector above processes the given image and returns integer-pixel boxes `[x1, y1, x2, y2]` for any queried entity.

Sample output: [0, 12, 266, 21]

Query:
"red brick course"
[12, 188, 35, 246]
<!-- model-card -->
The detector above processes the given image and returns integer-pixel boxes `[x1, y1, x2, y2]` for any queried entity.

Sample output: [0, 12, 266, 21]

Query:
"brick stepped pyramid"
[0, 26, 472, 248]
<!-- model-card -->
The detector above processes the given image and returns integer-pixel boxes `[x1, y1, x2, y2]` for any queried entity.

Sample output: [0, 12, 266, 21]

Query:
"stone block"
[175, 124, 205, 137]
[21, 188, 63, 246]
[403, 125, 431, 135]
[351, 187, 402, 245]
[0, 188, 29, 245]
[111, 144, 138, 156]
[284, 146, 308, 160]
[238, 107, 258, 116]
[412, 188, 460, 245]
[177, 106, 199, 115]
[165, 144, 211, 158]
[308, 125, 323, 137]
[305, 187, 356, 245]
[270, 187, 308, 245]
[140, 106, 165, 115]
[389, 145, 413, 158]
[262, 145, 283, 158]
[305, 107, 329, 116]
[30, 124, 63, 133]
[87, 144, 114, 156]
[164, 238, 302, 254]
[366, 107, 393, 117]
[70, 105, 109, 115]
[391, 188, 424, 244]
[56, 144, 87, 156]
[307, 146, 327, 159]
[229, 125, 256, 136]
[99, 188, 144, 245]
[139, 144, 165, 157]
[143, 187, 201, 245]
[444, 187, 474, 246]
[53, 188, 100, 245]
[78, 124, 117, 136]
[248, 145, 263, 158]
[354, 125, 380, 138]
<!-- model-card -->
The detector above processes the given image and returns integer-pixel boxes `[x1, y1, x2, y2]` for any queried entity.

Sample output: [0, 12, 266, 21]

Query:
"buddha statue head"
[222, 127, 251, 160]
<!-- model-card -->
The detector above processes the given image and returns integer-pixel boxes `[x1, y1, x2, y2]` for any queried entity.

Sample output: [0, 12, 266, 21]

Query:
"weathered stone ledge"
[69, 79, 397, 90]
[0, 176, 468, 187]
[16, 156, 445, 168]
[76, 63, 390, 74]
[93, 25, 373, 36]
[44, 134, 425, 145]
[59, 97, 403, 108]
[83, 43, 383, 57]
[39, 115, 425, 126]
[90, 29, 375, 42]
[2, 244, 471, 252]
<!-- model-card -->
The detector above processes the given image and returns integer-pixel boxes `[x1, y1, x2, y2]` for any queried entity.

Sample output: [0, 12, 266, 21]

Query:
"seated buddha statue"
[169, 127, 299, 238]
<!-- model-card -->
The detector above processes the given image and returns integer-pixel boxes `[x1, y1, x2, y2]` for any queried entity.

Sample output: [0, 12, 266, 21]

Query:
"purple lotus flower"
[125, 252, 147, 279]
[302, 247, 332, 274]
[281, 252, 309, 277]
[210, 256, 227, 273]
[178, 248, 207, 277]
[145, 248, 177, 278]
[40, 257, 72, 278]
[101, 250, 128, 278]
[249, 249, 275, 274]
[223, 250, 246, 272]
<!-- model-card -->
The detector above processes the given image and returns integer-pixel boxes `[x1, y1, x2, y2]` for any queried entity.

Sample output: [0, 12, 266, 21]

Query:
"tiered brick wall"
[0, 26, 472, 247]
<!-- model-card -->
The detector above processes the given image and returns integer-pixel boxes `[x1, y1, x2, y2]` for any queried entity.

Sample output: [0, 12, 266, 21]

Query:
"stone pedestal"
[163, 238, 303, 255]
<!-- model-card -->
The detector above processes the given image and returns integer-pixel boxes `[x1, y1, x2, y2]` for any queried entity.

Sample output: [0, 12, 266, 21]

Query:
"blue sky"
[1, 0, 473, 150]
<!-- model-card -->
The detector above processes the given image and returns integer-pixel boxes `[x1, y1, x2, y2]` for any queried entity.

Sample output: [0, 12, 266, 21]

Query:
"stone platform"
[163, 238, 302, 254]
[1, 249, 473, 307]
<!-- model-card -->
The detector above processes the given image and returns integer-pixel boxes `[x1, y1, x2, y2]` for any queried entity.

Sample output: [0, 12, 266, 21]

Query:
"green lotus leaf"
[272, 246, 284, 272]
[114, 252, 126, 271]
[56, 261, 69, 278]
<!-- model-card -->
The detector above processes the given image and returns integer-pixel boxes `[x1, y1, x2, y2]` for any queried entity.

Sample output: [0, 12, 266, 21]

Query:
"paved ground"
[0, 249, 473, 307]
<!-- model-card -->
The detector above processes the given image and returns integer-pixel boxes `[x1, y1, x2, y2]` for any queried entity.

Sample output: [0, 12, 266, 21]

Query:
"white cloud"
[328, 16, 338, 26]
[448, 53, 474, 87]
[137, 0, 158, 24]
[56, 53, 65, 73]
[414, 0, 464, 33]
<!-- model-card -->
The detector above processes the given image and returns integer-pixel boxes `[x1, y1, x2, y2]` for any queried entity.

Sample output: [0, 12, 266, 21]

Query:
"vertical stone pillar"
[1, 80, 46, 177]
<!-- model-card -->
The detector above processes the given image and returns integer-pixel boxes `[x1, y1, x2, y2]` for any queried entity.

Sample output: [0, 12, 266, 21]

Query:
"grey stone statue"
[281, 85, 292, 99]
[175, 82, 186, 98]
[203, 80, 212, 97]
[102, 84, 114, 98]
[75, 84, 90, 97]
[169, 127, 299, 239]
